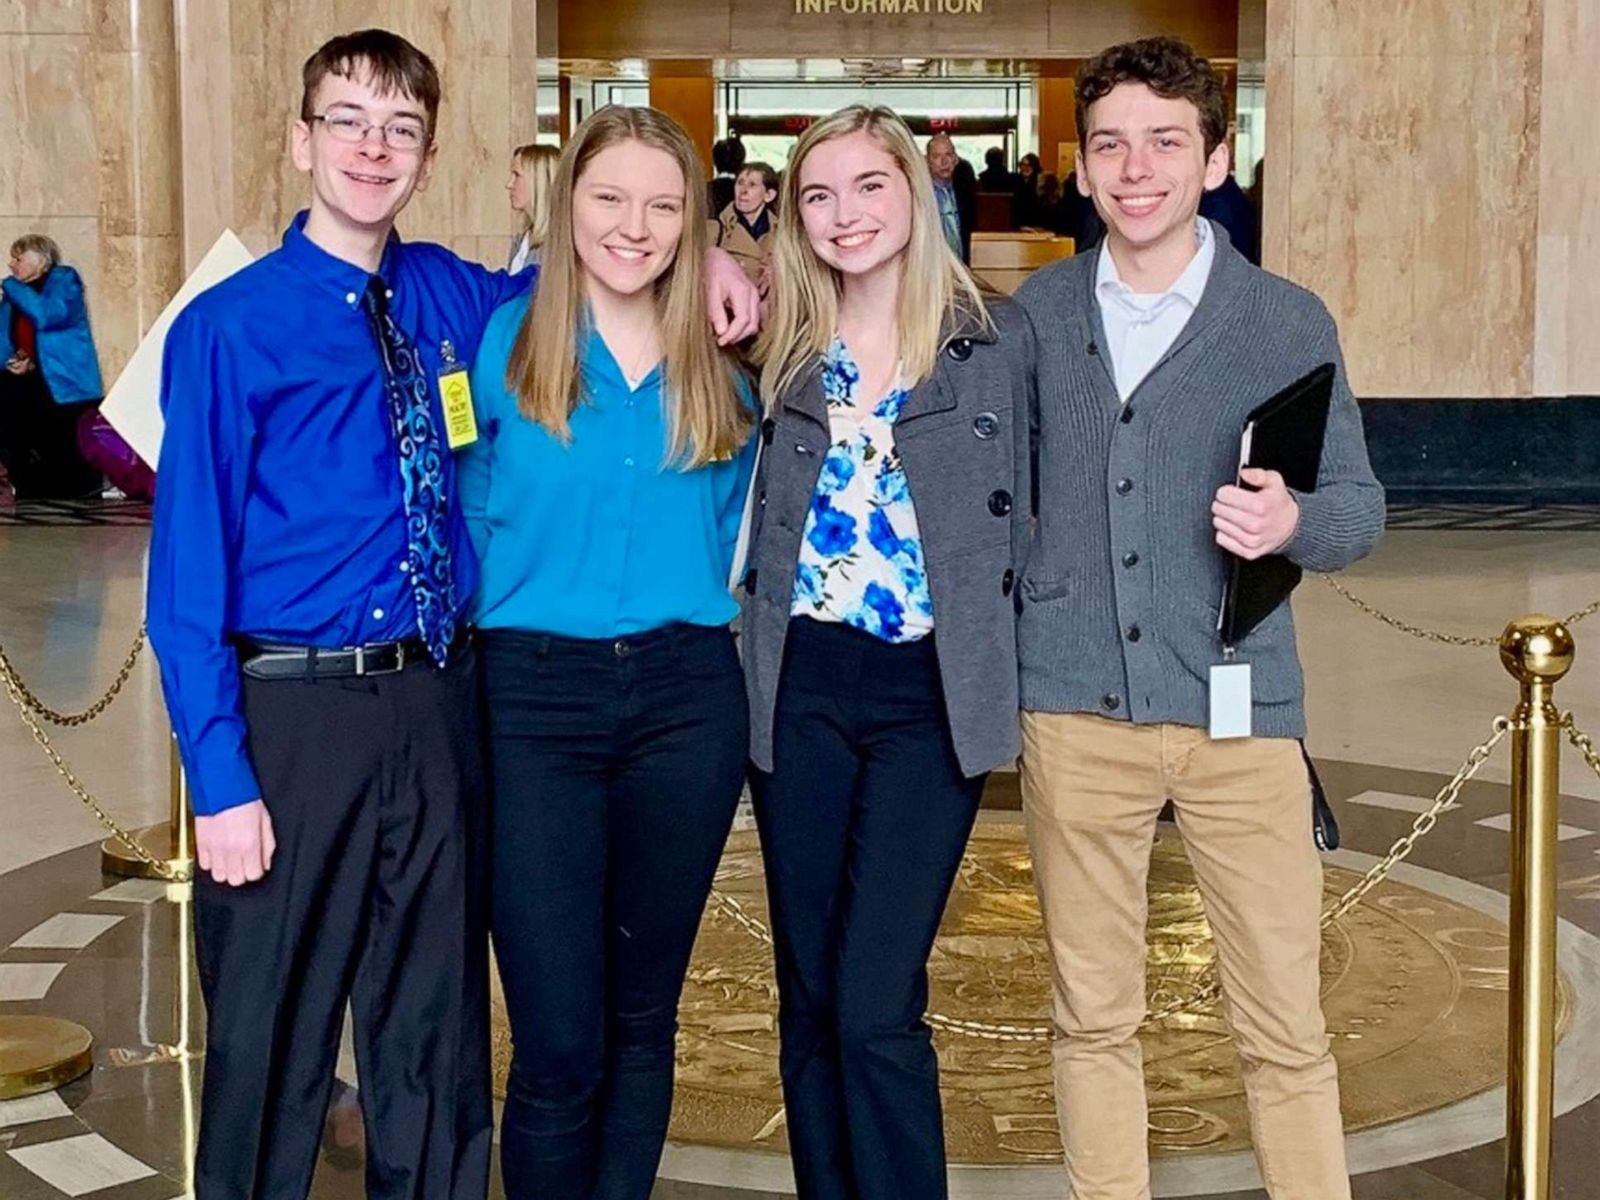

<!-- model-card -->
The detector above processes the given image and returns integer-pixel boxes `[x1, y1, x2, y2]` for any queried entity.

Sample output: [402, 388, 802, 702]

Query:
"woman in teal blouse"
[458, 105, 755, 1200]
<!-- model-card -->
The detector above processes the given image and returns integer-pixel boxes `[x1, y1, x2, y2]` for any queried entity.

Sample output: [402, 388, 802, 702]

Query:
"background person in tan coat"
[710, 161, 778, 294]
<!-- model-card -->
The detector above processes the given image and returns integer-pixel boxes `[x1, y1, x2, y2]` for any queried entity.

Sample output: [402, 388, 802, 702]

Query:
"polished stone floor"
[2, 505, 1600, 1198]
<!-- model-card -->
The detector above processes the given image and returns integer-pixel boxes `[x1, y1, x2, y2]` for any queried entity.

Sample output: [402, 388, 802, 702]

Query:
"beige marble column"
[1265, 0, 1542, 399]
[1533, 0, 1600, 397]
[1, 0, 182, 381]
[178, 0, 537, 271]
[94, 0, 184, 377]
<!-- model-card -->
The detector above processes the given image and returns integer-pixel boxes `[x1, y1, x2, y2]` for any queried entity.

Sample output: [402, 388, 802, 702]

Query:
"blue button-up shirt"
[459, 297, 755, 637]
[147, 214, 531, 815]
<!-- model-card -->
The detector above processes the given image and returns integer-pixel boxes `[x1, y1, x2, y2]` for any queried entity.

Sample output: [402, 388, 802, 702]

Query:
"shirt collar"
[578, 315, 661, 396]
[280, 210, 404, 308]
[1095, 218, 1213, 309]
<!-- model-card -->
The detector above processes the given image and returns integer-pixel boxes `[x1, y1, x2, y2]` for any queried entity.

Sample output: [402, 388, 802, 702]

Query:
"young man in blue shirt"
[147, 29, 758, 1200]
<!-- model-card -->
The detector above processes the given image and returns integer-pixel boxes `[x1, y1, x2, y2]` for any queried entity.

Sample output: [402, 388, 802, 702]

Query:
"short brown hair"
[1075, 36, 1228, 158]
[738, 162, 778, 194]
[300, 29, 441, 135]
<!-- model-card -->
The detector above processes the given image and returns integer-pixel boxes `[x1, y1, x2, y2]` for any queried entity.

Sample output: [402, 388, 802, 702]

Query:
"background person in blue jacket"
[0, 234, 104, 500]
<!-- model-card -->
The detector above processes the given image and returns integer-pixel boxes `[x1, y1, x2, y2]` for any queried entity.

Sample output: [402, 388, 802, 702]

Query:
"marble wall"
[1533, 0, 1600, 397]
[1, 0, 183, 383]
[1262, 0, 1599, 400]
[180, 0, 539, 274]
[1, 0, 536, 385]
[5, 0, 1595, 399]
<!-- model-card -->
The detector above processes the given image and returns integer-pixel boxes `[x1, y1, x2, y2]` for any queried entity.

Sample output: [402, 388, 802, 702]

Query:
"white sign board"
[100, 231, 256, 468]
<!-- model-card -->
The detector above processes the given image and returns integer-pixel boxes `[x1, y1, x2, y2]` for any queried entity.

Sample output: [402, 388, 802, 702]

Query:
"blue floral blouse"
[789, 337, 933, 643]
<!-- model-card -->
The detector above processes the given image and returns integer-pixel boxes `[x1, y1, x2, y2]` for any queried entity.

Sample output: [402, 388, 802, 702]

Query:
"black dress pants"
[481, 623, 747, 1200]
[192, 647, 491, 1200]
[0, 371, 98, 498]
[751, 617, 986, 1200]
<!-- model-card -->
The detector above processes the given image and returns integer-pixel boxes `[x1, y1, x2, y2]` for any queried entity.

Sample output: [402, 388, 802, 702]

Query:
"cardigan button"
[973, 411, 999, 439]
[742, 568, 757, 596]
[1115, 478, 1133, 495]
[987, 489, 1012, 517]
[1122, 551, 1140, 568]
[1102, 692, 1122, 712]
[795, 442, 813, 455]
[761, 417, 775, 445]
[1120, 405, 1135, 424]
[1001, 568, 1014, 596]
[946, 337, 973, 361]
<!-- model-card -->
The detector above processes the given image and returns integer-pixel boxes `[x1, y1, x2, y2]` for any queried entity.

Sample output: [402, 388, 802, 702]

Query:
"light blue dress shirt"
[459, 297, 756, 637]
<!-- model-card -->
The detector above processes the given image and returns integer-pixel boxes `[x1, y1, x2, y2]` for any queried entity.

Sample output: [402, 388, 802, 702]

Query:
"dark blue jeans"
[751, 617, 986, 1200]
[480, 624, 747, 1200]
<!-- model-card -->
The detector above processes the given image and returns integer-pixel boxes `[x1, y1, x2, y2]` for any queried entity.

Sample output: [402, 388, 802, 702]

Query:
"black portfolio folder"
[1217, 362, 1336, 647]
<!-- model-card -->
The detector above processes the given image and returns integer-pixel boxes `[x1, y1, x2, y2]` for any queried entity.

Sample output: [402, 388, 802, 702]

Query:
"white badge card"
[1209, 662, 1252, 740]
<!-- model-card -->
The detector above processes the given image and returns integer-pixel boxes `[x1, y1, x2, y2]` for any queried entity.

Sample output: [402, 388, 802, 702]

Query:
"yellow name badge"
[436, 339, 478, 450]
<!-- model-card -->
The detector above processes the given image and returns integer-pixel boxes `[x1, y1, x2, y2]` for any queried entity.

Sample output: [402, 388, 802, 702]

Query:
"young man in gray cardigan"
[1013, 37, 1384, 1200]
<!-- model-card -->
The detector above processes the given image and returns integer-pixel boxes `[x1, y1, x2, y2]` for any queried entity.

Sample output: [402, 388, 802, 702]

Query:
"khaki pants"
[1019, 712, 1350, 1200]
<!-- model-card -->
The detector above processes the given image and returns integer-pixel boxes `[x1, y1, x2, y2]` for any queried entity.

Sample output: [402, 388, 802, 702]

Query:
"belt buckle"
[351, 641, 403, 676]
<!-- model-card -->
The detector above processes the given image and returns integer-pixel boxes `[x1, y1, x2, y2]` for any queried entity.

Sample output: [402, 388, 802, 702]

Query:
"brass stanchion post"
[102, 732, 194, 879]
[1499, 615, 1575, 1200]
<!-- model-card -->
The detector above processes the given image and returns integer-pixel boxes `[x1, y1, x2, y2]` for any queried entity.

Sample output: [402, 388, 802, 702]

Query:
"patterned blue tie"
[362, 276, 457, 666]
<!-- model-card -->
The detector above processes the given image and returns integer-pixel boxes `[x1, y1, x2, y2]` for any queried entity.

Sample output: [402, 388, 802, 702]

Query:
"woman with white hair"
[0, 234, 103, 501]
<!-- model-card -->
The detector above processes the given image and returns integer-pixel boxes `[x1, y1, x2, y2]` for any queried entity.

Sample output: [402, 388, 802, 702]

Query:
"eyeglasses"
[310, 112, 429, 152]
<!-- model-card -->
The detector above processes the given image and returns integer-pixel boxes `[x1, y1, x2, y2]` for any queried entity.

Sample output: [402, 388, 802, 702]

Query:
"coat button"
[742, 568, 757, 596]
[1120, 405, 1135, 424]
[1102, 692, 1122, 712]
[1115, 478, 1133, 495]
[1126, 625, 1142, 643]
[1123, 551, 1140, 568]
[795, 443, 813, 455]
[1001, 568, 1014, 596]
[761, 417, 775, 445]
[946, 337, 973, 361]
[987, 489, 1012, 517]
[973, 411, 999, 439]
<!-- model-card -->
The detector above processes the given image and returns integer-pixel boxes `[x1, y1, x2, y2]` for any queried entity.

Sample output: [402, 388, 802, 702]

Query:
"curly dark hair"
[1074, 36, 1228, 158]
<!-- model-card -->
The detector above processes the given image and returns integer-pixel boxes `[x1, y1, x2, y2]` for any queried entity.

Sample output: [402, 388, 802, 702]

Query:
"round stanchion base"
[0, 1016, 93, 1100]
[100, 823, 190, 881]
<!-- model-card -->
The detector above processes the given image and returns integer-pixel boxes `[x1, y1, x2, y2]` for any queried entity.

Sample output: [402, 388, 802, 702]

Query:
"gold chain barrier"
[710, 710, 1509, 1041]
[1321, 575, 1599, 647]
[0, 629, 189, 883]
[0, 626, 147, 725]
[1562, 712, 1600, 783]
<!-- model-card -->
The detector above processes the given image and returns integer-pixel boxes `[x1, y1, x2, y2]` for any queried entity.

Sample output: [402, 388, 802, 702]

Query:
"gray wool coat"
[740, 297, 1036, 777]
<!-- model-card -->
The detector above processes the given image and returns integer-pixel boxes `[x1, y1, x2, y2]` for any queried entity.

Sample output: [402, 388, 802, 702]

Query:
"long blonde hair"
[505, 107, 751, 468]
[757, 106, 992, 409]
[511, 142, 559, 249]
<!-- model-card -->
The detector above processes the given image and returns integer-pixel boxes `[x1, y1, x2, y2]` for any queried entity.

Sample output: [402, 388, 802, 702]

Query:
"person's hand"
[1212, 467, 1300, 560]
[705, 245, 761, 346]
[195, 799, 276, 886]
[5, 355, 32, 375]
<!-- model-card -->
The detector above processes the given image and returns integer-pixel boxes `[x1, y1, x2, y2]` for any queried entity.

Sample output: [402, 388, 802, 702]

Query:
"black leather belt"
[238, 636, 436, 681]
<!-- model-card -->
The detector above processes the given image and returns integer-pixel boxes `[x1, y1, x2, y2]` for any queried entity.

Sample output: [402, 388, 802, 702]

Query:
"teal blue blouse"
[458, 297, 756, 637]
